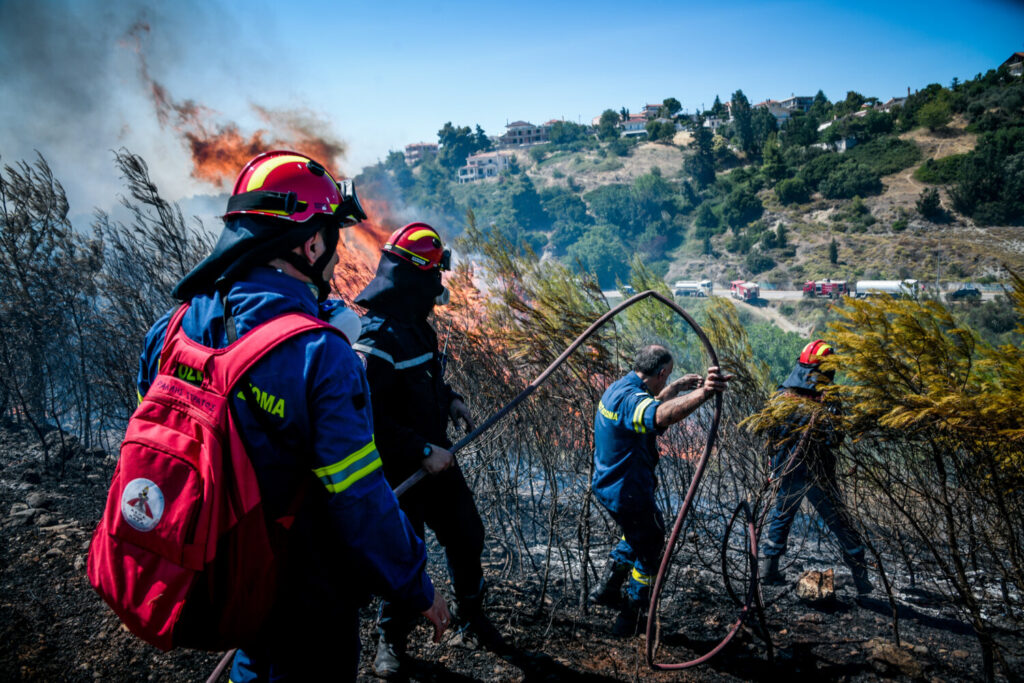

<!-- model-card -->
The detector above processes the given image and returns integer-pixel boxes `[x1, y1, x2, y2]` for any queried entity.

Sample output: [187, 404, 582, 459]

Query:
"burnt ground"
[0, 420, 1016, 682]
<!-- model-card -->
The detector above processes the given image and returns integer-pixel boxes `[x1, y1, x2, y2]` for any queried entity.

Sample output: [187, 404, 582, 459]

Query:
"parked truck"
[730, 280, 760, 302]
[802, 279, 851, 299]
[854, 279, 919, 298]
[673, 279, 713, 297]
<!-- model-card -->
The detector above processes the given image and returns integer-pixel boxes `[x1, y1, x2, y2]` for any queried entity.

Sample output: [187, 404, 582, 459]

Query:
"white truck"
[854, 279, 919, 299]
[673, 279, 713, 297]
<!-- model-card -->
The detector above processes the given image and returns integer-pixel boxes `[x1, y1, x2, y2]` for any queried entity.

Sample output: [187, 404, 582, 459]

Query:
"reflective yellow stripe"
[408, 228, 439, 242]
[314, 438, 377, 478]
[631, 567, 652, 585]
[246, 154, 308, 192]
[633, 397, 654, 433]
[313, 438, 383, 493]
[323, 457, 382, 494]
[598, 400, 618, 421]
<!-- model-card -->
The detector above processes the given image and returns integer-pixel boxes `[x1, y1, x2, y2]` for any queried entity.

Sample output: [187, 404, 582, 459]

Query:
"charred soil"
[0, 421, 1010, 682]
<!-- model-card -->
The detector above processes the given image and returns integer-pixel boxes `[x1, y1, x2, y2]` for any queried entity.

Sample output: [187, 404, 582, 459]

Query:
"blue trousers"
[604, 499, 665, 604]
[763, 458, 865, 564]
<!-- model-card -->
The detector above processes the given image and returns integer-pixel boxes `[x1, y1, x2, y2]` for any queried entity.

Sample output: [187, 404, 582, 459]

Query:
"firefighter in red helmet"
[759, 340, 873, 595]
[354, 223, 502, 677]
[138, 152, 449, 681]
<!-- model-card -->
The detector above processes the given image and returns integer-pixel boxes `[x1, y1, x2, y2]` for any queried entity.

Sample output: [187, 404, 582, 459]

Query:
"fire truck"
[730, 280, 760, 302]
[673, 279, 713, 297]
[802, 279, 850, 299]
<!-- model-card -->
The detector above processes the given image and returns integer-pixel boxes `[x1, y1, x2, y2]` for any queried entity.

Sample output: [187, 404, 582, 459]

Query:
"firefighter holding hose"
[354, 224, 502, 677]
[590, 345, 730, 635]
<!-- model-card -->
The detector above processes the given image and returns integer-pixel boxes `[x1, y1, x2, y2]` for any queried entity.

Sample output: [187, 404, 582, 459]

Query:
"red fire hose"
[208, 289, 761, 681]
[393, 289, 763, 670]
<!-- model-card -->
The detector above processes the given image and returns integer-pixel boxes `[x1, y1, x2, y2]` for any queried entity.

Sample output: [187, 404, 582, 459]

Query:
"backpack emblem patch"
[121, 478, 165, 532]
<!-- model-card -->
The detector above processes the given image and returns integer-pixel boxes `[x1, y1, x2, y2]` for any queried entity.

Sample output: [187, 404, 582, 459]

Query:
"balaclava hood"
[172, 214, 337, 301]
[354, 251, 444, 322]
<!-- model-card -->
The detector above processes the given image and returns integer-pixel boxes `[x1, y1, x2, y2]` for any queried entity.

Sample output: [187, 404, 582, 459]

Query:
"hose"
[389, 289, 762, 671]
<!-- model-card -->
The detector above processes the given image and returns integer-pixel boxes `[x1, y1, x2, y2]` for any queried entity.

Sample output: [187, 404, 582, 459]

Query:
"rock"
[74, 556, 86, 572]
[914, 645, 928, 655]
[26, 492, 47, 509]
[952, 649, 970, 659]
[44, 548, 62, 558]
[797, 612, 824, 624]
[9, 502, 28, 515]
[865, 637, 924, 677]
[796, 568, 835, 603]
[35, 513, 56, 527]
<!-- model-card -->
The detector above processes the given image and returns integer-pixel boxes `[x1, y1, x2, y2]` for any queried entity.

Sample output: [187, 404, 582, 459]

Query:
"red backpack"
[87, 304, 336, 651]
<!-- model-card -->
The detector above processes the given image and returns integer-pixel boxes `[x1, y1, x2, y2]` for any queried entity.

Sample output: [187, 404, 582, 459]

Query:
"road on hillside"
[603, 289, 1002, 302]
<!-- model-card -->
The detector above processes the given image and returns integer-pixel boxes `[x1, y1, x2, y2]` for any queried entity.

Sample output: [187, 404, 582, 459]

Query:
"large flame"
[125, 22, 346, 187]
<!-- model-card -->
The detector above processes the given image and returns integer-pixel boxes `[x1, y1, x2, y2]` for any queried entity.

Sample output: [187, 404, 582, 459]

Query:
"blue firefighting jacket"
[592, 372, 664, 513]
[137, 266, 433, 616]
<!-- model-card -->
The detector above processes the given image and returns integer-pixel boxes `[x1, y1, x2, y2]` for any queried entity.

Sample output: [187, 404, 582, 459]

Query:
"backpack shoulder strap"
[156, 304, 192, 375]
[212, 312, 337, 392]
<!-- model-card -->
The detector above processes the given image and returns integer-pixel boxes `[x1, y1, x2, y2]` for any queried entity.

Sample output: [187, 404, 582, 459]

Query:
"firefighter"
[590, 345, 730, 635]
[137, 152, 449, 681]
[353, 223, 501, 677]
[759, 340, 873, 595]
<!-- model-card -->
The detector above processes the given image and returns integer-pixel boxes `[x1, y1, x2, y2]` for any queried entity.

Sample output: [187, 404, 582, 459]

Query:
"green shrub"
[745, 250, 775, 274]
[914, 154, 966, 184]
[820, 162, 882, 198]
[848, 137, 921, 176]
[775, 177, 810, 204]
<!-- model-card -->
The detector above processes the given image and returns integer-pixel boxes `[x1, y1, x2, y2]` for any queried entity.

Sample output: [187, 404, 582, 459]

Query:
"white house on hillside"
[458, 151, 513, 183]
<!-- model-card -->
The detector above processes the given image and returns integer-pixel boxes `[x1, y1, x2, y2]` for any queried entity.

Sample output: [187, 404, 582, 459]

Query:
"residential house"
[880, 96, 907, 112]
[703, 116, 727, 132]
[498, 121, 547, 146]
[457, 151, 513, 183]
[755, 99, 793, 125]
[642, 103, 662, 119]
[812, 136, 857, 153]
[403, 142, 438, 166]
[620, 113, 649, 137]
[778, 95, 814, 113]
[1001, 52, 1024, 77]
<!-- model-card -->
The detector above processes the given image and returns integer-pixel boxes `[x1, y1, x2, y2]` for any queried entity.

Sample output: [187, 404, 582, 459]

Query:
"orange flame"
[125, 22, 346, 187]
[331, 198, 396, 304]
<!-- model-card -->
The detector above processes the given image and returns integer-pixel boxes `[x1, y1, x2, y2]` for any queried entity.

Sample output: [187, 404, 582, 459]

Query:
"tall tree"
[437, 122, 477, 173]
[688, 115, 716, 188]
[598, 109, 621, 141]
[662, 97, 682, 117]
[731, 90, 754, 154]
[710, 95, 726, 118]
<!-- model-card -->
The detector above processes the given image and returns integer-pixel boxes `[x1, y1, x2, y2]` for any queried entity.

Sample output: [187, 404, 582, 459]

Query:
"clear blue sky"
[0, 0, 1021, 216]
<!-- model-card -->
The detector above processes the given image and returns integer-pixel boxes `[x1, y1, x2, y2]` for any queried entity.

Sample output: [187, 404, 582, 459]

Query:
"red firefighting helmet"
[225, 150, 366, 227]
[798, 339, 834, 366]
[383, 222, 451, 270]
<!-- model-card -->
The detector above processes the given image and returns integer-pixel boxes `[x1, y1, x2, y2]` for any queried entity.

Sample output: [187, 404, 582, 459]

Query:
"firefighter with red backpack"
[93, 151, 449, 680]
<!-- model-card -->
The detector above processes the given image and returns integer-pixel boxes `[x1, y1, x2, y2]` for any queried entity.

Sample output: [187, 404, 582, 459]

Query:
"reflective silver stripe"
[394, 352, 433, 370]
[352, 343, 394, 366]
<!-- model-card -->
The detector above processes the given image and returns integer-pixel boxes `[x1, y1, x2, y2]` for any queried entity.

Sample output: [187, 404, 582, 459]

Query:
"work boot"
[612, 598, 646, 637]
[372, 633, 406, 678]
[452, 587, 505, 651]
[850, 562, 874, 596]
[760, 555, 786, 585]
[589, 561, 630, 609]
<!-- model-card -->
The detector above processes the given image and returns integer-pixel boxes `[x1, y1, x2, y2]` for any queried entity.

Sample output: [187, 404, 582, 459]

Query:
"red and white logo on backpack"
[121, 478, 165, 532]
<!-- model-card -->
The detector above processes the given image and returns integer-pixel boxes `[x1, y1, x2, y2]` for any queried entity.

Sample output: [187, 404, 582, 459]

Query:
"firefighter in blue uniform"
[759, 340, 873, 595]
[137, 152, 450, 681]
[590, 345, 729, 635]
[353, 223, 501, 677]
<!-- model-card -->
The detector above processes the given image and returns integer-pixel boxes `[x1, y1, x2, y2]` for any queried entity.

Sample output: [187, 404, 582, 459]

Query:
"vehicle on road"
[946, 284, 982, 302]
[802, 279, 850, 299]
[854, 279, 919, 299]
[673, 279, 713, 297]
[730, 280, 760, 302]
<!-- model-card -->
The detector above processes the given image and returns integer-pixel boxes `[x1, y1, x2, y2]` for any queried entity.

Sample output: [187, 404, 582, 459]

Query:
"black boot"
[452, 585, 505, 651]
[589, 561, 630, 609]
[760, 555, 786, 585]
[612, 597, 646, 637]
[372, 633, 405, 678]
